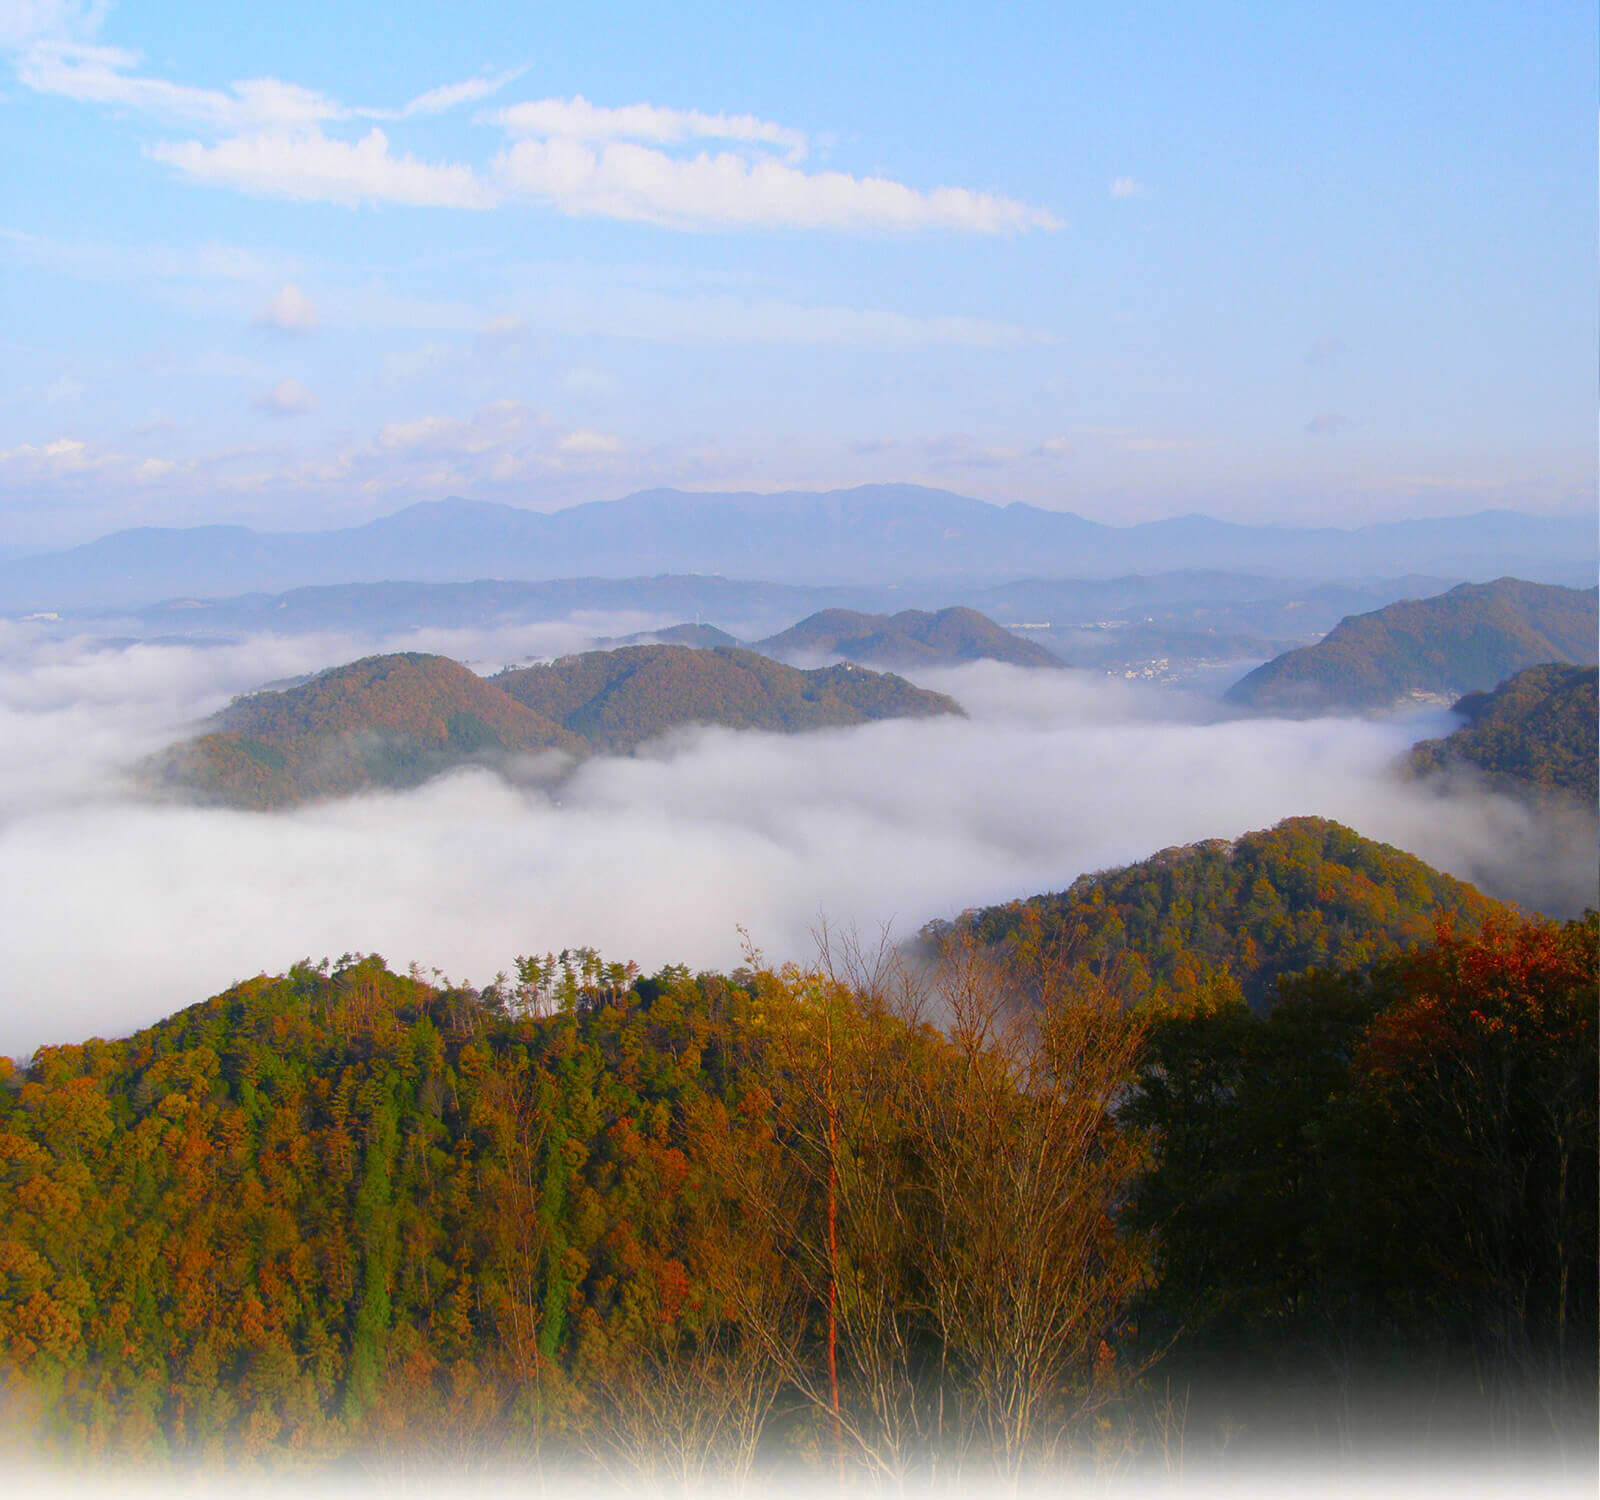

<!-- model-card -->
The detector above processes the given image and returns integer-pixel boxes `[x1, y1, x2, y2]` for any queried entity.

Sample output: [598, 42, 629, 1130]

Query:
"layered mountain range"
[6, 485, 1593, 611]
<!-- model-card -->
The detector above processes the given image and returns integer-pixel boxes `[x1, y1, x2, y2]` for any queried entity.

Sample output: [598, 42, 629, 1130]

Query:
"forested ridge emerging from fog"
[151, 645, 960, 809]
[1407, 662, 1598, 802]
[1225, 578, 1598, 714]
[939, 817, 1510, 1012]
[0, 826, 1591, 1477]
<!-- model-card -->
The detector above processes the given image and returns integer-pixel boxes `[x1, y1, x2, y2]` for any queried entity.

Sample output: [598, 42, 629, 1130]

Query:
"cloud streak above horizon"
[7, 32, 1057, 231]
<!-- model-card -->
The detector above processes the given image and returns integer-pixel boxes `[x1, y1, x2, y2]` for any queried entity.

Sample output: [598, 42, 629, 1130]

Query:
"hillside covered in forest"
[935, 816, 1511, 1011]
[1406, 662, 1598, 802]
[152, 646, 960, 808]
[150, 653, 585, 810]
[1225, 578, 1597, 714]
[492, 643, 959, 754]
[0, 911, 1590, 1474]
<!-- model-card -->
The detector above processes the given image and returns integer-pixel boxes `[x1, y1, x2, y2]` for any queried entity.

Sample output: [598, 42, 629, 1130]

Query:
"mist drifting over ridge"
[0, 620, 1591, 1059]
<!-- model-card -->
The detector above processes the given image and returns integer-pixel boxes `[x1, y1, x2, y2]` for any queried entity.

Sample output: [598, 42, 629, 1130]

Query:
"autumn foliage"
[0, 908, 1592, 1474]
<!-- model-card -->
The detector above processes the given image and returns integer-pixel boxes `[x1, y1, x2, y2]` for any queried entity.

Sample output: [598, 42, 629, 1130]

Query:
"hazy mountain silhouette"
[5, 486, 1593, 610]
[754, 605, 1060, 669]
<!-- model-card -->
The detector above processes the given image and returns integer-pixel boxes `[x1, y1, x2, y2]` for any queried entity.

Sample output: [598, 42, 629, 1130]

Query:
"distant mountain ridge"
[4, 485, 1593, 610]
[151, 644, 961, 808]
[1225, 578, 1599, 714]
[1407, 663, 1599, 802]
[754, 606, 1059, 669]
[606, 605, 1060, 671]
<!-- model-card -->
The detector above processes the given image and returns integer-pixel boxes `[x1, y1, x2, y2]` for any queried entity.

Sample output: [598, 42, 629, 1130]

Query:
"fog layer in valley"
[1, 625, 1592, 1057]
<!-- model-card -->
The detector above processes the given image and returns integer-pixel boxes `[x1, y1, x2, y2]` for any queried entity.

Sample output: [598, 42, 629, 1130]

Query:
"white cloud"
[17, 40, 344, 127]
[394, 68, 526, 119]
[0, 642, 1590, 1057]
[0, 434, 110, 475]
[12, 36, 1055, 232]
[376, 399, 538, 456]
[557, 427, 622, 455]
[0, 0, 106, 49]
[254, 281, 318, 331]
[496, 137, 1058, 232]
[1110, 176, 1146, 198]
[13, 37, 512, 129]
[253, 378, 316, 416]
[376, 413, 460, 450]
[150, 127, 498, 208]
[496, 93, 809, 161]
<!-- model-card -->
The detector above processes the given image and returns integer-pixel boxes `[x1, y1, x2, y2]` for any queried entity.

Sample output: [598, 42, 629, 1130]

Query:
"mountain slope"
[755, 605, 1059, 669]
[931, 816, 1509, 1012]
[151, 652, 583, 808]
[1225, 578, 1598, 714]
[494, 644, 961, 753]
[1407, 663, 1598, 801]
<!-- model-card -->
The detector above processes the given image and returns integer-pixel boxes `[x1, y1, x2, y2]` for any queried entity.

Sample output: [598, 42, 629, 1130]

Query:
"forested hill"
[493, 644, 960, 753]
[1407, 662, 1599, 802]
[0, 919, 1590, 1470]
[753, 606, 1060, 669]
[151, 652, 584, 809]
[935, 816, 1510, 1011]
[153, 646, 960, 807]
[1224, 578, 1597, 714]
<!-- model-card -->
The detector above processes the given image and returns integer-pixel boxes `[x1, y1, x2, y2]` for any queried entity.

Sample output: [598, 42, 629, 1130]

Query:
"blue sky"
[1, 0, 1593, 544]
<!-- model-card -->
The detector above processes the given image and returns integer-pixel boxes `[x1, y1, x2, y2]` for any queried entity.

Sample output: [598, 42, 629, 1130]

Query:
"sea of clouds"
[0, 620, 1593, 1057]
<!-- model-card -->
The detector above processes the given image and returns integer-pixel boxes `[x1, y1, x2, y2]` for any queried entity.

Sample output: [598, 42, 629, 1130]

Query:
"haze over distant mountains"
[602, 606, 1061, 671]
[4, 485, 1594, 611]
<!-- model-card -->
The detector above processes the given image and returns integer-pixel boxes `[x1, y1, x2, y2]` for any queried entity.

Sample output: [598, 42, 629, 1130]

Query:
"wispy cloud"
[0, 226, 293, 282]
[150, 128, 499, 208]
[496, 94, 809, 161]
[1109, 176, 1146, 198]
[1304, 412, 1350, 436]
[8, 36, 1057, 231]
[254, 282, 317, 331]
[14, 37, 517, 130]
[0, 0, 106, 48]
[0, 433, 187, 487]
[392, 69, 526, 119]
[17, 40, 345, 128]
[494, 137, 1057, 232]
[507, 282, 1056, 348]
[252, 378, 316, 417]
